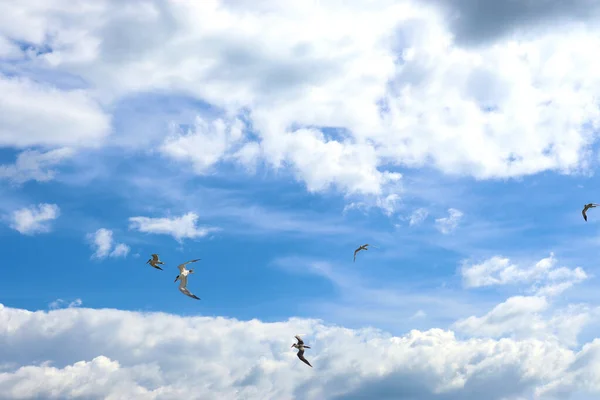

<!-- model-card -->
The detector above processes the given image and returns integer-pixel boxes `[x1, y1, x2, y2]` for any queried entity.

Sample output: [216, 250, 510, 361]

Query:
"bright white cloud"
[0, 75, 111, 149]
[0, 148, 74, 184]
[409, 207, 429, 226]
[461, 253, 588, 296]
[128, 212, 219, 242]
[9, 203, 60, 235]
[0, 303, 599, 399]
[3, 0, 598, 208]
[160, 116, 247, 174]
[452, 296, 594, 346]
[435, 208, 463, 234]
[87, 228, 130, 259]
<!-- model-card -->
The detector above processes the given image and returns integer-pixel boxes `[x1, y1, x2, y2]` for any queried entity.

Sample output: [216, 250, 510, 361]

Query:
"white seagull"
[174, 258, 202, 300]
[291, 335, 312, 367]
[146, 253, 164, 270]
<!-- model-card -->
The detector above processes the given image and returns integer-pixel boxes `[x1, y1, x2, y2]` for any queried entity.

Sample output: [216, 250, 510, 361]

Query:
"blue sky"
[2, 0, 600, 399]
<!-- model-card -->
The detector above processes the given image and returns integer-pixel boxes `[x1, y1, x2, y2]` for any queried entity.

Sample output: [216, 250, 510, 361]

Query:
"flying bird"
[291, 334, 312, 367]
[582, 203, 599, 221]
[353, 244, 373, 262]
[146, 254, 164, 270]
[174, 259, 201, 300]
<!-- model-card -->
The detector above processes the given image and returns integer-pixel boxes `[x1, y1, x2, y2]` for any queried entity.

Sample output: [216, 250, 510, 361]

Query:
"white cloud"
[0, 35, 20, 58]
[0, 75, 111, 149]
[4, 0, 599, 209]
[110, 243, 130, 258]
[461, 253, 588, 296]
[453, 296, 596, 348]
[1, 303, 600, 399]
[87, 228, 130, 259]
[0, 148, 74, 184]
[9, 203, 60, 235]
[128, 212, 219, 242]
[409, 207, 429, 226]
[160, 116, 247, 174]
[48, 298, 82, 310]
[435, 208, 463, 234]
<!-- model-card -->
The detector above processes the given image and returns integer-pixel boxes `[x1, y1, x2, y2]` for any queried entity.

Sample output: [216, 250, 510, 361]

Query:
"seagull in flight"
[291, 335, 312, 367]
[174, 259, 201, 300]
[353, 244, 377, 262]
[582, 203, 600, 221]
[146, 254, 164, 270]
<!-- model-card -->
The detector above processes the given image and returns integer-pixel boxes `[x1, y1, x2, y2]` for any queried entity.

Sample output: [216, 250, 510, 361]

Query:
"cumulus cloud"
[435, 208, 463, 234]
[3, 0, 599, 210]
[0, 75, 111, 149]
[9, 203, 60, 235]
[0, 303, 599, 399]
[87, 228, 130, 259]
[461, 252, 588, 296]
[128, 212, 219, 242]
[453, 296, 595, 347]
[0, 148, 74, 184]
[160, 116, 248, 174]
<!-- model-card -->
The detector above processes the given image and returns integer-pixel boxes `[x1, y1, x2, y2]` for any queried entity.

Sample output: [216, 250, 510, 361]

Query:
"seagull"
[174, 259, 201, 300]
[146, 254, 165, 270]
[353, 244, 372, 262]
[582, 203, 600, 221]
[291, 335, 312, 367]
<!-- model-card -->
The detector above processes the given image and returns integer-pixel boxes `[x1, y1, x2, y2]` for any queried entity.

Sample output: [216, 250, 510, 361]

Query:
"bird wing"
[178, 275, 188, 289]
[178, 275, 200, 299]
[297, 349, 312, 367]
[179, 286, 200, 299]
[178, 259, 201, 272]
[295, 335, 304, 345]
[151, 254, 159, 261]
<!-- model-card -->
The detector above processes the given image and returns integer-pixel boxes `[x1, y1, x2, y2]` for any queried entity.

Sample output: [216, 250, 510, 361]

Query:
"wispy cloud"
[87, 228, 130, 259]
[9, 203, 60, 235]
[271, 255, 485, 330]
[48, 298, 82, 310]
[435, 208, 464, 234]
[128, 212, 219, 242]
[0, 148, 74, 185]
[409, 207, 429, 226]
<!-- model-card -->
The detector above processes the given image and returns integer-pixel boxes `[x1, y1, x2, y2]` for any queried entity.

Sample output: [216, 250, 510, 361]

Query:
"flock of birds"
[137, 201, 600, 369]
[144, 243, 376, 367]
[141, 202, 600, 367]
[137, 203, 598, 367]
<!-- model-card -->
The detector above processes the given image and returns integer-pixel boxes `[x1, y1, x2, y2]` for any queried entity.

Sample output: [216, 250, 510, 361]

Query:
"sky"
[2, 0, 600, 398]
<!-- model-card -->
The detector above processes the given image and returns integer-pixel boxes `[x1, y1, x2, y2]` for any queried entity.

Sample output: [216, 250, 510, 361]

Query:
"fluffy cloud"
[9, 203, 60, 235]
[461, 253, 588, 296]
[453, 296, 595, 347]
[0, 148, 74, 184]
[87, 228, 130, 259]
[128, 212, 219, 242]
[435, 208, 463, 234]
[0, 75, 111, 149]
[2, 0, 599, 208]
[0, 303, 599, 400]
